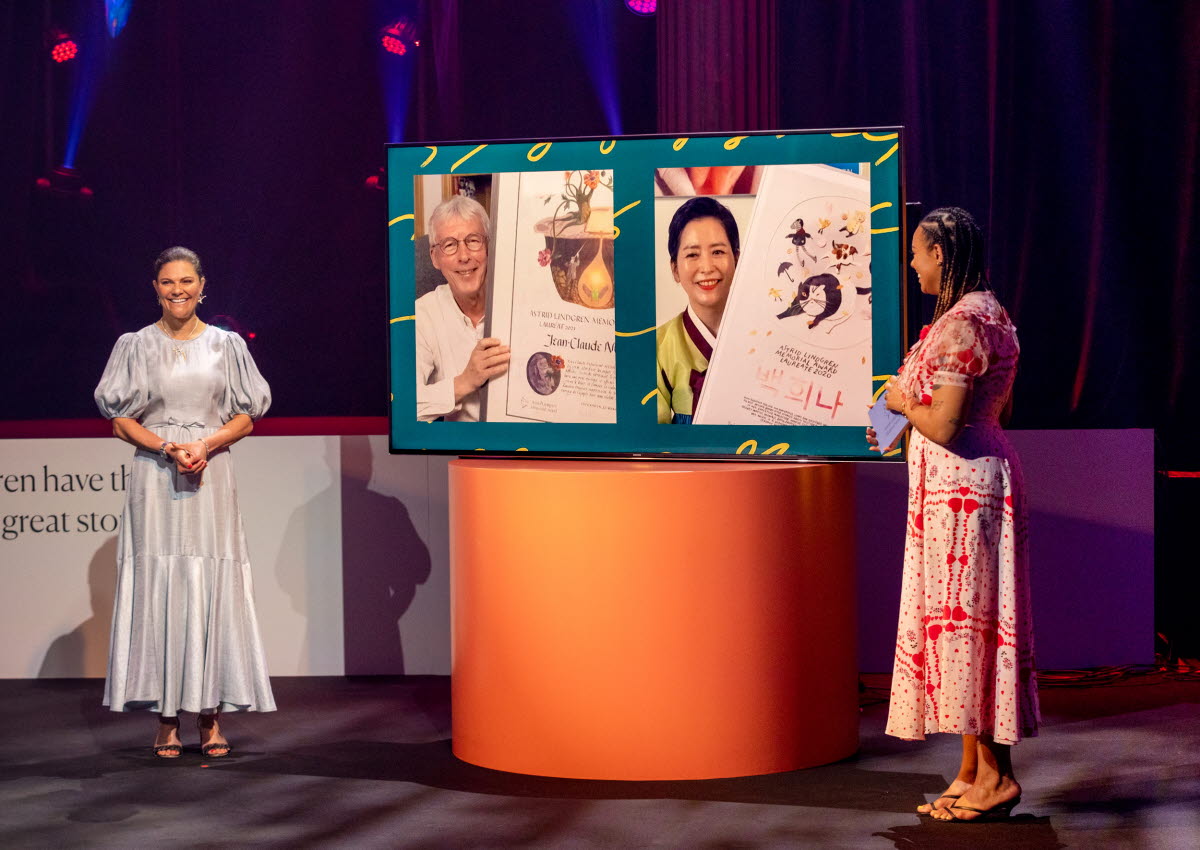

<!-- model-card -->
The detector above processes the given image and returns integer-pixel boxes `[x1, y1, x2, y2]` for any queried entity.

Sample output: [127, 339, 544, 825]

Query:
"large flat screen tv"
[387, 128, 905, 460]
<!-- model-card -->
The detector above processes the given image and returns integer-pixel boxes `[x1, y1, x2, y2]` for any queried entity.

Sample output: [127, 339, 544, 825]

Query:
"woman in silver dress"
[95, 246, 275, 758]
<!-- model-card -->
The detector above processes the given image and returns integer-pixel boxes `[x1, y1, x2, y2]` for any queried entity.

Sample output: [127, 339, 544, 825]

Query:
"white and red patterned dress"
[886, 291, 1039, 746]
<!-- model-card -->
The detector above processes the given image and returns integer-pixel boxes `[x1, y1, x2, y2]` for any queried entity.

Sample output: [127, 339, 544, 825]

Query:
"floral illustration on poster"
[695, 164, 873, 426]
[486, 170, 617, 423]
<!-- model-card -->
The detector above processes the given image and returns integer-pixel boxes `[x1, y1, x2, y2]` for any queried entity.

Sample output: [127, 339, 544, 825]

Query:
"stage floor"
[1, 675, 1196, 848]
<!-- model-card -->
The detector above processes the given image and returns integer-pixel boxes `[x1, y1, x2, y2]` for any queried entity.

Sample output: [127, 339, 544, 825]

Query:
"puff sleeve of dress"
[918, 312, 989, 402]
[95, 332, 150, 421]
[220, 332, 272, 422]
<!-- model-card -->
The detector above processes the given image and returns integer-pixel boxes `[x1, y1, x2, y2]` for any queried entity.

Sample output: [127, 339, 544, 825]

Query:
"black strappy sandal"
[917, 794, 961, 816]
[153, 743, 182, 759]
[944, 796, 1021, 822]
[197, 715, 232, 758]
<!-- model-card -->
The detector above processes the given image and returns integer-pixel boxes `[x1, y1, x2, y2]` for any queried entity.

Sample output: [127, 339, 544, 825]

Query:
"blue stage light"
[377, 14, 419, 142]
[567, 1, 624, 135]
[105, 0, 133, 38]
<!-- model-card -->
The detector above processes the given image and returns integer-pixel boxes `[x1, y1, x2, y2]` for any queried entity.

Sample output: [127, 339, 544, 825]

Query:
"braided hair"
[918, 207, 988, 321]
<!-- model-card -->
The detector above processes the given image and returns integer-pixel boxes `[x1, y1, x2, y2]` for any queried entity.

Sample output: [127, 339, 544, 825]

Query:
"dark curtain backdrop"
[2, 1, 1196, 463]
[0, 0, 656, 426]
[777, 0, 1199, 459]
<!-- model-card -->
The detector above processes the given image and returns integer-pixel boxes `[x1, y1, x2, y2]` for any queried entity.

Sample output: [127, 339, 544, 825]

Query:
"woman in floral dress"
[868, 207, 1039, 822]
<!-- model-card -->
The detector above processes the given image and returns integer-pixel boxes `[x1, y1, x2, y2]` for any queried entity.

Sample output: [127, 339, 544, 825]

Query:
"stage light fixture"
[364, 166, 387, 192]
[34, 166, 93, 199]
[624, 0, 656, 16]
[209, 314, 243, 336]
[381, 18, 417, 56]
[50, 33, 79, 63]
[106, 0, 133, 38]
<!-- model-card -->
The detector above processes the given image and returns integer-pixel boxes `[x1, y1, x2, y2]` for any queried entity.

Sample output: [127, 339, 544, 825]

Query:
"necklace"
[158, 316, 204, 360]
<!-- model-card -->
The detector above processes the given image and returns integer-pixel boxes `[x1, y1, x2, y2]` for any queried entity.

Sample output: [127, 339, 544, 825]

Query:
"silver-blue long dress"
[94, 324, 276, 716]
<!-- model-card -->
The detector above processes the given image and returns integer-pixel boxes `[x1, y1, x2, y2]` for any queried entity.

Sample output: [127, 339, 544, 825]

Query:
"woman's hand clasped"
[167, 440, 208, 475]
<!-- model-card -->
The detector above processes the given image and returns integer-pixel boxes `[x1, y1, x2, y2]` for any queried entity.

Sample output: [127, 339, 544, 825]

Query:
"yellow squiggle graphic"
[388, 213, 414, 227]
[616, 326, 657, 338]
[735, 440, 793, 455]
[613, 200, 641, 218]
[599, 139, 615, 154]
[612, 225, 620, 239]
[390, 315, 415, 324]
[775, 134, 785, 138]
[527, 141, 552, 162]
[831, 132, 861, 138]
[451, 144, 487, 172]
[420, 147, 437, 167]
[672, 138, 688, 151]
[871, 226, 899, 235]
[863, 132, 899, 142]
[884, 447, 903, 456]
[640, 389, 658, 405]
[723, 136, 748, 150]
[516, 447, 529, 451]
[869, 201, 893, 213]
[874, 143, 899, 166]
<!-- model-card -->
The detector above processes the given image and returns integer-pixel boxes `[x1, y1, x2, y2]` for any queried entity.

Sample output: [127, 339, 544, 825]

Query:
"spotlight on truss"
[624, 0, 656, 16]
[364, 167, 387, 192]
[381, 18, 418, 56]
[49, 30, 79, 63]
[35, 166, 94, 199]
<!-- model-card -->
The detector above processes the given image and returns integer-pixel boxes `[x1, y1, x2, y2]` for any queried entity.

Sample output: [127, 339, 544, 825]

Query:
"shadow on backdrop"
[340, 435, 431, 675]
[39, 535, 118, 678]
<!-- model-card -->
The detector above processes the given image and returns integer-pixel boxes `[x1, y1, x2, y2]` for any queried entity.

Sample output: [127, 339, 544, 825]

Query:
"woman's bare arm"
[888, 381, 970, 446]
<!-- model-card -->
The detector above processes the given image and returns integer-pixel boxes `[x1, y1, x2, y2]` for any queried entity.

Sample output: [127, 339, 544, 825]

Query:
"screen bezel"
[387, 127, 906, 461]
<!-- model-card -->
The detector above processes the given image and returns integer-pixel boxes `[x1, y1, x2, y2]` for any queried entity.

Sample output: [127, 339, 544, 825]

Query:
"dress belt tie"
[146, 419, 209, 433]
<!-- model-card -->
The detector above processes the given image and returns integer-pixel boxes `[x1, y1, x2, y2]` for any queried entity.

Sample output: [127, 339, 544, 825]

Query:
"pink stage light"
[624, 0, 656, 15]
[51, 38, 78, 63]
[381, 18, 417, 57]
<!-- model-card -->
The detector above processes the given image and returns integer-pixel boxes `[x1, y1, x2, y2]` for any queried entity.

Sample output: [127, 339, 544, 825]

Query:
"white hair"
[428, 195, 490, 244]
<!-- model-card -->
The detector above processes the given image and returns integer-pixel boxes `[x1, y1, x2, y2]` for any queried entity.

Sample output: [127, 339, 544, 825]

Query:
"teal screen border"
[387, 129, 904, 460]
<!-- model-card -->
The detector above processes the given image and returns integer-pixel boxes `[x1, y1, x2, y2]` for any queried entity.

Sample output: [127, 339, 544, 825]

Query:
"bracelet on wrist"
[200, 437, 211, 457]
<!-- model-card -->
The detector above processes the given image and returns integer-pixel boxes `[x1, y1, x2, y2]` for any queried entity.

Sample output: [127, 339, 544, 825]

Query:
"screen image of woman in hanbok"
[655, 196, 741, 424]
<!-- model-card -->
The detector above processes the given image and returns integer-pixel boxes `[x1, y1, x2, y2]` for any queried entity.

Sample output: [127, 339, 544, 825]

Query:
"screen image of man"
[415, 195, 511, 421]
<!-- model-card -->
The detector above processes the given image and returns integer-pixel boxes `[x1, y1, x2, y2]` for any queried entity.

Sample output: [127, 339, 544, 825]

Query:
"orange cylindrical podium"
[449, 459, 857, 780]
